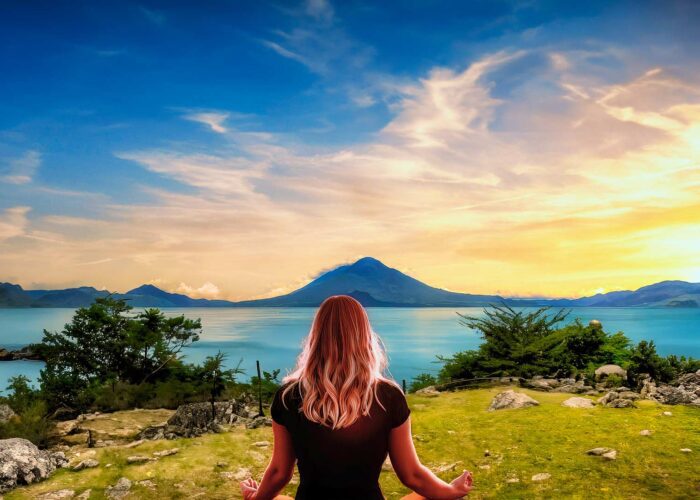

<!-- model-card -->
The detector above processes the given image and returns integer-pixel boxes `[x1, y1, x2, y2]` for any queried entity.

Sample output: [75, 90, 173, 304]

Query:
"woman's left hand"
[240, 478, 259, 499]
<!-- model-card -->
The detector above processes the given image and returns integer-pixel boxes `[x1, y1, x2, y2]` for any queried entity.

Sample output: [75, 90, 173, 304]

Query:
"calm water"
[1, 307, 699, 392]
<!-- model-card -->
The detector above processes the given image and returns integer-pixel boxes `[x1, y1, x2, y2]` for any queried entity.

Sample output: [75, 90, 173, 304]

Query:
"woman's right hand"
[450, 470, 473, 497]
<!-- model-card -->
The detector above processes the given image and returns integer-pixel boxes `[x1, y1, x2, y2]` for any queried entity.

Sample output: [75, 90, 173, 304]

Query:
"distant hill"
[1, 258, 698, 308]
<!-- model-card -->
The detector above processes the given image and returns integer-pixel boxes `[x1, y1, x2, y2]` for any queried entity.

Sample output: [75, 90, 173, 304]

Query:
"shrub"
[409, 373, 437, 392]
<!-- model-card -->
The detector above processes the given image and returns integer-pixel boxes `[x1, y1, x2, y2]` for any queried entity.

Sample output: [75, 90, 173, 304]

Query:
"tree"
[200, 352, 243, 419]
[36, 297, 202, 411]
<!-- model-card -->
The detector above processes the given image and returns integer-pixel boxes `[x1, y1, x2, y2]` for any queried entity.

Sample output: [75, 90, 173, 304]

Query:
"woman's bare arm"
[251, 422, 296, 500]
[389, 417, 468, 500]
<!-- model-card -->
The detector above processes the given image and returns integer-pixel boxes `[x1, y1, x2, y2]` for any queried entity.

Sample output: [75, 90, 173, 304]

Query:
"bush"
[0, 401, 53, 448]
[604, 373, 624, 388]
[409, 373, 437, 392]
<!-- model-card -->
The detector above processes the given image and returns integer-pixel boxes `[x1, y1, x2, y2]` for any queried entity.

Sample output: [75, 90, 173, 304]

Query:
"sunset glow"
[1, 1, 699, 300]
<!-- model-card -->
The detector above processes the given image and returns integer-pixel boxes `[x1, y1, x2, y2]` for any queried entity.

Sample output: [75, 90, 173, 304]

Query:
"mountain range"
[1, 257, 698, 308]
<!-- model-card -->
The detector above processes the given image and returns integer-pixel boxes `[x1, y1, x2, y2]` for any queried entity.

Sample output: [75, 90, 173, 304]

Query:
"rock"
[136, 479, 157, 489]
[415, 386, 441, 397]
[662, 411, 673, 416]
[680, 448, 692, 453]
[246, 416, 273, 429]
[216, 461, 229, 468]
[587, 447, 613, 456]
[488, 390, 540, 411]
[484, 449, 490, 457]
[587, 447, 617, 460]
[36, 490, 76, 499]
[606, 399, 636, 408]
[153, 448, 179, 457]
[531, 473, 551, 482]
[72, 459, 99, 471]
[126, 455, 152, 464]
[0, 438, 68, 493]
[382, 457, 393, 471]
[640, 429, 652, 436]
[76, 489, 92, 499]
[595, 364, 627, 381]
[506, 476, 520, 483]
[219, 471, 235, 479]
[233, 467, 251, 481]
[139, 398, 251, 440]
[478, 464, 490, 470]
[252, 441, 270, 447]
[562, 397, 596, 408]
[0, 404, 16, 424]
[598, 391, 637, 408]
[106, 477, 132, 499]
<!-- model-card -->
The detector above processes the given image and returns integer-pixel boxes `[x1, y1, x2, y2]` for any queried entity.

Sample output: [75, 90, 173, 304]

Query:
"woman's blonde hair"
[281, 295, 398, 429]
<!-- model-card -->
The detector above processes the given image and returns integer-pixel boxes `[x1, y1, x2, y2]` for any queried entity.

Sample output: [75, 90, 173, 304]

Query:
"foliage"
[408, 373, 437, 392]
[250, 368, 282, 402]
[36, 297, 201, 412]
[0, 377, 53, 448]
[438, 305, 697, 385]
[200, 352, 244, 417]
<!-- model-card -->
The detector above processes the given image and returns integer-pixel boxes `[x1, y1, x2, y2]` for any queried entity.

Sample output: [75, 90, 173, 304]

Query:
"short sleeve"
[388, 383, 411, 428]
[270, 386, 288, 426]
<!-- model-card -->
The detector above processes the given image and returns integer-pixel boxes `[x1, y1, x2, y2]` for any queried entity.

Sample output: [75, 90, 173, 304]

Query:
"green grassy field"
[7, 387, 699, 499]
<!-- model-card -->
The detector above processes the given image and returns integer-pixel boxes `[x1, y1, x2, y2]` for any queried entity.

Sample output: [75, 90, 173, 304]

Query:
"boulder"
[643, 371, 700, 405]
[246, 416, 273, 429]
[72, 459, 99, 471]
[595, 364, 627, 381]
[0, 438, 69, 493]
[0, 404, 16, 424]
[586, 447, 617, 460]
[562, 397, 596, 408]
[415, 386, 441, 397]
[106, 477, 132, 499]
[488, 390, 540, 411]
[598, 391, 637, 408]
[139, 397, 254, 439]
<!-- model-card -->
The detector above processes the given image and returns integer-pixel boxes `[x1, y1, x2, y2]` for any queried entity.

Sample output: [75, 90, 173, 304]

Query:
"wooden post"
[257, 360, 264, 417]
[402, 379, 407, 394]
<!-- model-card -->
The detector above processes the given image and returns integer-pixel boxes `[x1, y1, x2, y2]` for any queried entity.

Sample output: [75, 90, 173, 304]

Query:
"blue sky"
[1, 1, 699, 299]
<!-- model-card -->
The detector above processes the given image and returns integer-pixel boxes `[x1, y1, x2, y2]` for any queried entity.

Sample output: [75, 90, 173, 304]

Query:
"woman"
[240, 295, 473, 500]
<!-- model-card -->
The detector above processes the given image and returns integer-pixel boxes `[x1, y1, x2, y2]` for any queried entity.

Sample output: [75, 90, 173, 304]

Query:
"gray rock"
[252, 441, 270, 447]
[640, 429, 652, 436]
[586, 447, 618, 460]
[152, 448, 179, 457]
[562, 397, 596, 408]
[126, 455, 151, 464]
[488, 390, 540, 411]
[246, 416, 273, 429]
[680, 448, 692, 453]
[72, 459, 99, 471]
[36, 489, 76, 499]
[415, 386, 441, 397]
[595, 364, 627, 381]
[0, 404, 16, 424]
[106, 477, 132, 499]
[0, 438, 68, 493]
[606, 399, 636, 408]
[531, 473, 551, 482]
[662, 411, 673, 416]
[75, 489, 92, 499]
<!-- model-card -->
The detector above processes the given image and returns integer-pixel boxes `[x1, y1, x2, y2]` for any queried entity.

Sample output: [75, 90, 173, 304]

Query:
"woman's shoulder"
[375, 379, 405, 400]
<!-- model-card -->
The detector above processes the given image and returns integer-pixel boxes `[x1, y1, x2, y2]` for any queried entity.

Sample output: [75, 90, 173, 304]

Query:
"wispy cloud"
[1, 150, 41, 184]
[0, 206, 30, 241]
[183, 111, 230, 134]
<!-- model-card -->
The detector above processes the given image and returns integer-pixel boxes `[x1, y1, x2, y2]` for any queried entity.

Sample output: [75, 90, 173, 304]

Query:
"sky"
[1, 0, 699, 300]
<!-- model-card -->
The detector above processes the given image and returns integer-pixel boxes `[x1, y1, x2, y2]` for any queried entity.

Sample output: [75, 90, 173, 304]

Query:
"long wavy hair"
[280, 295, 398, 429]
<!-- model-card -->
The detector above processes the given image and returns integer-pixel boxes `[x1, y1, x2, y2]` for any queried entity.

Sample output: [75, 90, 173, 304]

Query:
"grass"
[7, 386, 700, 499]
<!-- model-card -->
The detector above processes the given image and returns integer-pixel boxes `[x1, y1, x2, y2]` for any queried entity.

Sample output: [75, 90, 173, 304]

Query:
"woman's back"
[271, 379, 410, 499]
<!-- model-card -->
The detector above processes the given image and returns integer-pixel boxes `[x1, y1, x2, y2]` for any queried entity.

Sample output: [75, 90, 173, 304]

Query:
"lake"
[1, 307, 699, 391]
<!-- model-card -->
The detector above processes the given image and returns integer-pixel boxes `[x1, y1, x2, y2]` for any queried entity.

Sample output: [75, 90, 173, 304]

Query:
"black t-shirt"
[271, 379, 411, 500]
